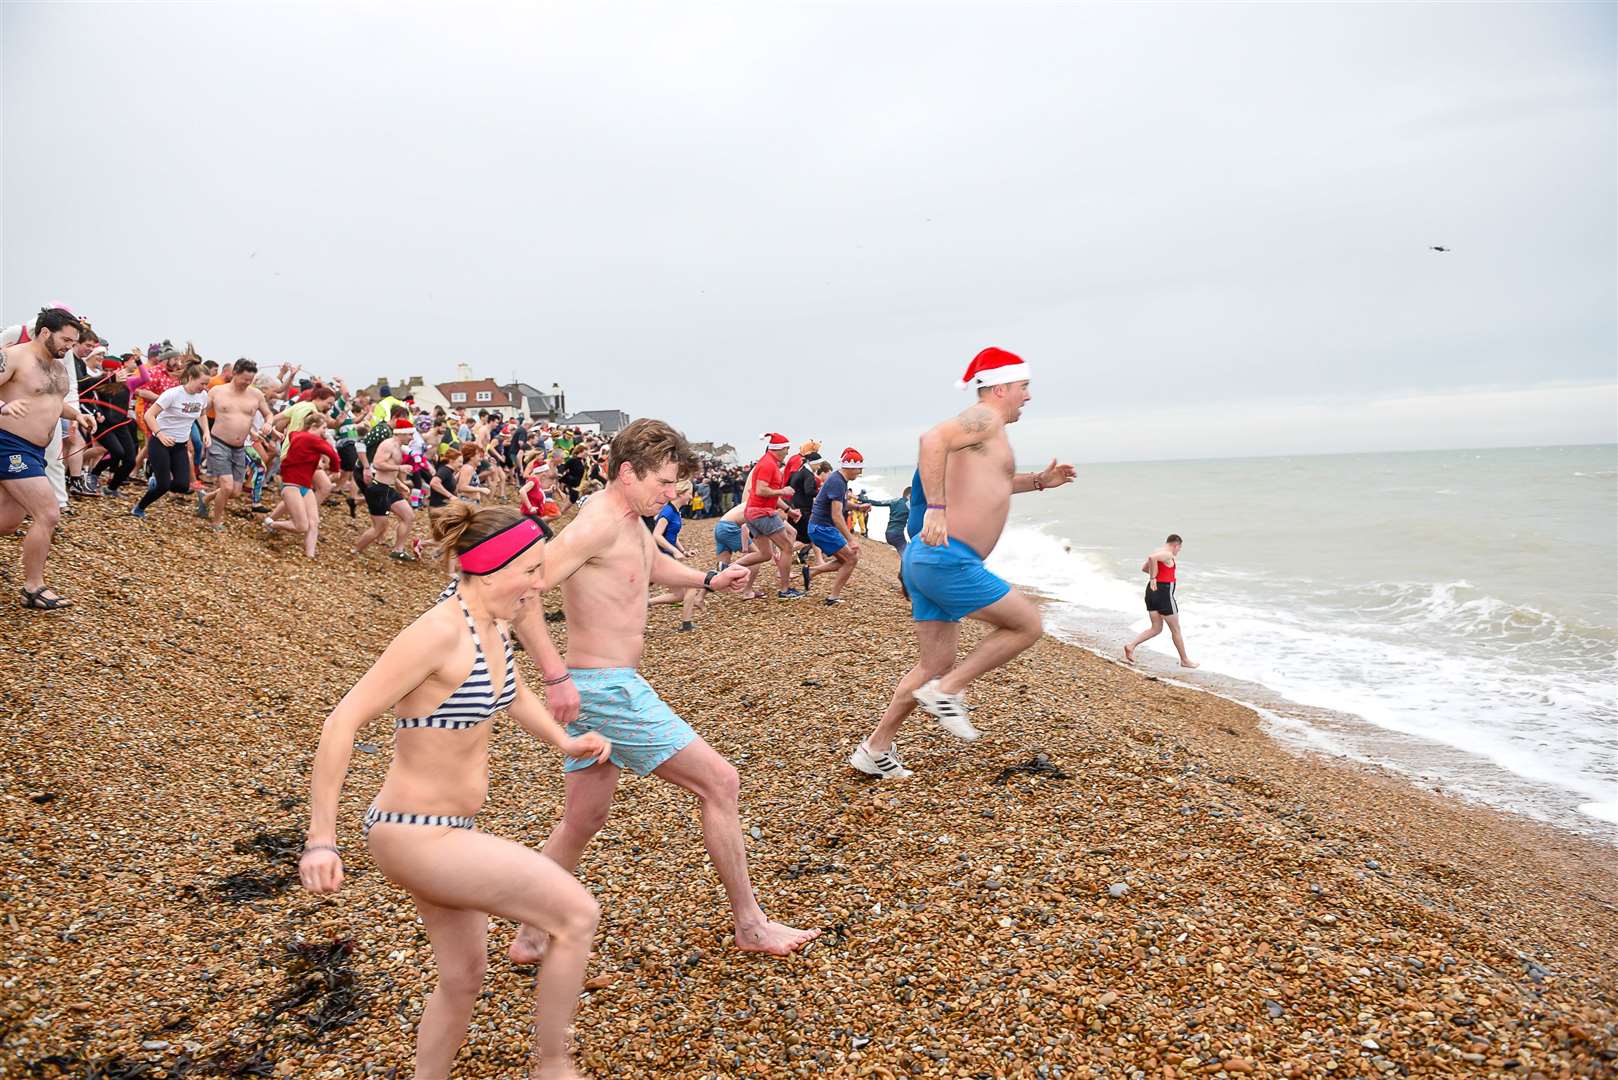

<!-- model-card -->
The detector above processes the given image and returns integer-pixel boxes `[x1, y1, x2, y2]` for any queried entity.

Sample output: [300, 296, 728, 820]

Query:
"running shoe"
[776, 588, 805, 600]
[914, 679, 980, 741]
[194, 491, 209, 518]
[824, 596, 844, 606]
[849, 740, 913, 779]
[82, 473, 103, 495]
[66, 476, 89, 499]
[678, 620, 695, 633]
[130, 507, 147, 520]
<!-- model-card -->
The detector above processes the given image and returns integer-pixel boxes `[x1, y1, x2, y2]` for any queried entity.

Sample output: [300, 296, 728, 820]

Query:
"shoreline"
[2, 502, 1615, 1077]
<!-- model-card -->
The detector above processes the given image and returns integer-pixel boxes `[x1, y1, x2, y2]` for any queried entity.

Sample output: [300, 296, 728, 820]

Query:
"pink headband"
[457, 518, 544, 576]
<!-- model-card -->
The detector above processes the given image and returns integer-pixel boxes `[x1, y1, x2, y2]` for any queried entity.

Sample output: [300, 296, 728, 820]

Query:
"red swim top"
[1156, 558, 1176, 583]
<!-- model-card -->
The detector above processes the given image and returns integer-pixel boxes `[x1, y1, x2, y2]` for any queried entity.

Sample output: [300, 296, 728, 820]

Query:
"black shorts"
[364, 480, 405, 517]
[1145, 581, 1178, 616]
[338, 440, 359, 471]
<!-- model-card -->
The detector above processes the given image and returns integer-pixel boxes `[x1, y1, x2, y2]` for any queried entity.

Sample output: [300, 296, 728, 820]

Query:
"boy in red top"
[732, 433, 803, 599]
[265, 411, 339, 558]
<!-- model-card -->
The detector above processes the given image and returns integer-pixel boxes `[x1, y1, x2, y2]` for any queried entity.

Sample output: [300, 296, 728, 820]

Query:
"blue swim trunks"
[714, 520, 743, 555]
[0, 428, 48, 482]
[562, 667, 697, 775]
[901, 537, 1011, 623]
[807, 522, 846, 557]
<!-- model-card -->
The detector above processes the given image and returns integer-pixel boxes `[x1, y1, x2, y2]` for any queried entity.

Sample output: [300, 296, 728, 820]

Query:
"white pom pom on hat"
[759, 432, 790, 450]
[957, 346, 1031, 389]
[839, 447, 865, 469]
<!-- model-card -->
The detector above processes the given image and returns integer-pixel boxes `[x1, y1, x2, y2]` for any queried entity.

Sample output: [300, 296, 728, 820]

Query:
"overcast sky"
[4, 2, 1613, 464]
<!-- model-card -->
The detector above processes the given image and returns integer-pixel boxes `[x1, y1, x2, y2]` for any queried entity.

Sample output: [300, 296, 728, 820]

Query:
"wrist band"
[302, 843, 341, 857]
[926, 503, 946, 510]
[542, 672, 572, 686]
[703, 569, 719, 592]
[1034, 476, 1044, 491]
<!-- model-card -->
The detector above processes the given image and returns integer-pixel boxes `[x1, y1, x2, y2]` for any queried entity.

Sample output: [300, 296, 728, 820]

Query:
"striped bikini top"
[395, 595, 516, 730]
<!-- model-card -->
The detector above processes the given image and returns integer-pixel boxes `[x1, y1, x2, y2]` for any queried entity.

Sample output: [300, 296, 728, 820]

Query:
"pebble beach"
[2, 498, 1615, 1078]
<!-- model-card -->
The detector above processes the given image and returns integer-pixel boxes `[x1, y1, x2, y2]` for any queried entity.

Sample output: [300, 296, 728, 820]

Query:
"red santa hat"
[839, 447, 865, 469]
[957, 346, 1030, 390]
[760, 432, 790, 450]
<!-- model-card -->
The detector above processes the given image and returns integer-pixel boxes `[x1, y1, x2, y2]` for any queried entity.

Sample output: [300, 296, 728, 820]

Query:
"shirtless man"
[850, 348, 1076, 779]
[508, 418, 821, 958]
[352, 418, 417, 559]
[0, 308, 93, 609]
[202, 359, 272, 529]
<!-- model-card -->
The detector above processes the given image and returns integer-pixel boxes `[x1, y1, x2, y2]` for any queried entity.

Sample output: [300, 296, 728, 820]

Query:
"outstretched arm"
[1012, 458, 1077, 494]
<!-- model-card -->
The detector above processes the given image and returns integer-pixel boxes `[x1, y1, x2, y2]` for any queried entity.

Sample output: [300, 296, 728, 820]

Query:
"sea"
[855, 444, 1618, 842]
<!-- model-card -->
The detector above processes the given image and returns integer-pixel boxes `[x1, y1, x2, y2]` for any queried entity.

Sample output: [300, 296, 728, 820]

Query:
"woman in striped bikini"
[298, 502, 611, 1080]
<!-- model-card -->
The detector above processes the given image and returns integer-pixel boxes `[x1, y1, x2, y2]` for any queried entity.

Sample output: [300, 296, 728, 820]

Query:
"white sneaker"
[849, 740, 913, 779]
[914, 679, 980, 741]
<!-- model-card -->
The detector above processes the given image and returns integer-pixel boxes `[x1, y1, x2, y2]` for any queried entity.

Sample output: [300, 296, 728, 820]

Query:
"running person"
[851, 348, 1076, 779]
[731, 433, 804, 599]
[0, 308, 90, 609]
[132, 363, 211, 520]
[1124, 534, 1198, 668]
[298, 503, 610, 1080]
[507, 419, 820, 960]
[354, 419, 418, 560]
[201, 359, 271, 530]
[802, 448, 866, 605]
[264, 411, 340, 558]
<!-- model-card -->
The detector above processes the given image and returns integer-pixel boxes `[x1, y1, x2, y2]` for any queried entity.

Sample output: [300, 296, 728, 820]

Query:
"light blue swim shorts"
[900, 536, 1012, 623]
[562, 667, 697, 775]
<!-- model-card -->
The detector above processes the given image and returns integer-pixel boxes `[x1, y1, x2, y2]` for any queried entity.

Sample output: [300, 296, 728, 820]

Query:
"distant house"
[436, 379, 516, 416]
[571, 409, 631, 436]
[511, 382, 561, 423]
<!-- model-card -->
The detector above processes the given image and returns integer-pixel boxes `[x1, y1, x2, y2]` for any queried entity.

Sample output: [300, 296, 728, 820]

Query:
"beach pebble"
[1108, 882, 1129, 898]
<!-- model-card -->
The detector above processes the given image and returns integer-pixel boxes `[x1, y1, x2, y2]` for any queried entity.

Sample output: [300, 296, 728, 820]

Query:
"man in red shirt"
[732, 433, 803, 599]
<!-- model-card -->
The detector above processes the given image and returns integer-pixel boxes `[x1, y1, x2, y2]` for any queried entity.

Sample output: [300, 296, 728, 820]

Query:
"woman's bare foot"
[1180, 659, 1200, 669]
[508, 925, 549, 965]
[1122, 644, 1136, 663]
[736, 920, 821, 956]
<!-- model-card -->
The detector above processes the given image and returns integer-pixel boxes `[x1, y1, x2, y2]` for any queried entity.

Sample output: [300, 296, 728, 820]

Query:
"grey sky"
[4, 2, 1613, 464]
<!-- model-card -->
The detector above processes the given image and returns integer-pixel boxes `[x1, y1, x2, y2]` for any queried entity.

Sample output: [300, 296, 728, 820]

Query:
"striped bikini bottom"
[363, 801, 477, 838]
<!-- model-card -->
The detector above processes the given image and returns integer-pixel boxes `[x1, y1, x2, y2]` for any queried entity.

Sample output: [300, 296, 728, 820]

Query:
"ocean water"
[857, 445, 1618, 841]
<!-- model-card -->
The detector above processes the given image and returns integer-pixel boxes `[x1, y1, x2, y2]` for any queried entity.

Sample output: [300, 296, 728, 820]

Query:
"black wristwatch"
[703, 569, 719, 592]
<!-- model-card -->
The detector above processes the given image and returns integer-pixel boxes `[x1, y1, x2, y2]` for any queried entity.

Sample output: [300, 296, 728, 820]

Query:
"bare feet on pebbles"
[736, 920, 821, 956]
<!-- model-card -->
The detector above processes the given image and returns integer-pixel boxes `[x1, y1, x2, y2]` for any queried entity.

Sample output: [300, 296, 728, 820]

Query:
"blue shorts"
[714, 520, 743, 554]
[901, 537, 1011, 623]
[807, 521, 846, 556]
[0, 428, 49, 481]
[562, 667, 697, 776]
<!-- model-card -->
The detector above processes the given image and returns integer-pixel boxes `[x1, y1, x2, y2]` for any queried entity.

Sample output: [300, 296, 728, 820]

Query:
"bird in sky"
[1429, 245, 1451, 252]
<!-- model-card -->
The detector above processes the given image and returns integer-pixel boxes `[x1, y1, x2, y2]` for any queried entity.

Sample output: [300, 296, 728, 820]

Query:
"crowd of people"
[8, 319, 1208, 1078]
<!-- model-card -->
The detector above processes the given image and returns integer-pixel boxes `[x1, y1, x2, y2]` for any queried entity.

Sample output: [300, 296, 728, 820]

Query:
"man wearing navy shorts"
[850, 348, 1077, 780]
[803, 447, 866, 605]
[509, 418, 821, 958]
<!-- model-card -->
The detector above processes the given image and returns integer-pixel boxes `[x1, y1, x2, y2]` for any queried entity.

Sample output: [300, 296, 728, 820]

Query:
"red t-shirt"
[745, 453, 786, 520]
[280, 431, 340, 488]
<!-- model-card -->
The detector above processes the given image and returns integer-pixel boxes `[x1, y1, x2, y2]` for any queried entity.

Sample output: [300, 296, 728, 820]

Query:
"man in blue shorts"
[0, 308, 93, 610]
[803, 447, 867, 605]
[849, 348, 1076, 779]
[509, 418, 821, 959]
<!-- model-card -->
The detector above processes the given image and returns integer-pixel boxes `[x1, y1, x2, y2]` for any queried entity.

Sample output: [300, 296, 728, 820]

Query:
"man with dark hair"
[509, 418, 821, 960]
[201, 359, 270, 530]
[0, 309, 93, 608]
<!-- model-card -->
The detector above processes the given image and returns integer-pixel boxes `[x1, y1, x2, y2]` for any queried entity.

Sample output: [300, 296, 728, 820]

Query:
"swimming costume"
[205, 438, 250, 483]
[749, 513, 787, 538]
[807, 521, 847, 557]
[714, 520, 743, 554]
[1156, 559, 1176, 584]
[364, 478, 405, 517]
[1145, 581, 1178, 616]
[363, 801, 476, 838]
[901, 536, 1011, 623]
[288, 484, 314, 496]
[394, 595, 516, 729]
[0, 427, 49, 482]
[561, 667, 696, 776]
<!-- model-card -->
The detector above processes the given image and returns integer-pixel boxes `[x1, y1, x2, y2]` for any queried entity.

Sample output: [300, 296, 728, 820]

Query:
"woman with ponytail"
[298, 503, 610, 1080]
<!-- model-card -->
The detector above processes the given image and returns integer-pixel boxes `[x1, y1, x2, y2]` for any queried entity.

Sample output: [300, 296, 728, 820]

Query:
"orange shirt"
[205, 374, 228, 420]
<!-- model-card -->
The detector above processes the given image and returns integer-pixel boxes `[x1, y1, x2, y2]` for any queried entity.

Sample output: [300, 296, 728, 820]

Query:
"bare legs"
[264, 488, 321, 557]
[866, 590, 1043, 752]
[511, 745, 819, 963]
[0, 477, 62, 596]
[1124, 611, 1196, 667]
[367, 826, 597, 1080]
[734, 529, 794, 591]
